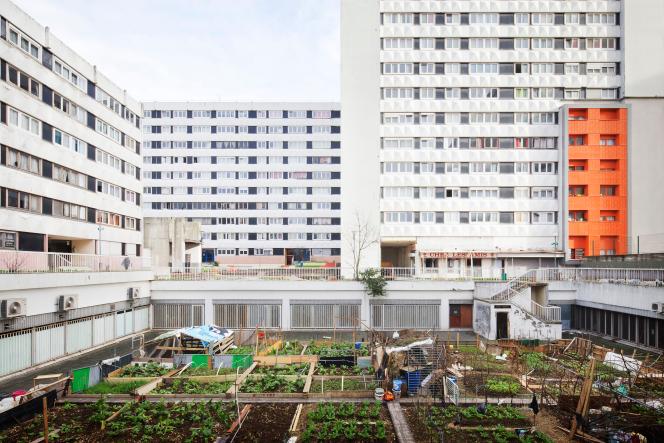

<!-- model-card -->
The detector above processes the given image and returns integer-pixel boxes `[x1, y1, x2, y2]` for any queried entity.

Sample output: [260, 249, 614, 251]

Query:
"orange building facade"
[564, 106, 628, 260]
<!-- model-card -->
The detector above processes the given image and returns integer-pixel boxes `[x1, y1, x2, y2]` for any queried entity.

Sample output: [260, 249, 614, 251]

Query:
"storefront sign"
[420, 251, 496, 259]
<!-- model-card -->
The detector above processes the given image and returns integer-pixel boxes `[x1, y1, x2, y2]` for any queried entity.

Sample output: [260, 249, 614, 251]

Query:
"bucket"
[374, 388, 384, 401]
[392, 379, 403, 399]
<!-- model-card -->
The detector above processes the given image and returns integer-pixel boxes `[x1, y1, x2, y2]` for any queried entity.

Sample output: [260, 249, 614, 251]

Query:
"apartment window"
[569, 135, 585, 146]
[420, 63, 435, 74]
[53, 164, 86, 188]
[515, 212, 530, 224]
[96, 211, 121, 227]
[470, 188, 498, 198]
[515, 13, 529, 24]
[514, 39, 529, 50]
[600, 136, 617, 146]
[95, 119, 122, 144]
[565, 38, 581, 49]
[384, 162, 413, 173]
[469, 212, 498, 223]
[469, 38, 498, 49]
[8, 26, 40, 59]
[514, 163, 530, 173]
[6, 64, 41, 98]
[601, 89, 618, 99]
[383, 88, 414, 99]
[600, 186, 617, 196]
[445, 14, 459, 24]
[420, 88, 435, 100]
[95, 149, 122, 171]
[587, 64, 616, 75]
[531, 13, 554, 24]
[52, 201, 86, 220]
[531, 64, 554, 75]
[469, 13, 498, 24]
[515, 113, 530, 124]
[515, 88, 529, 99]
[532, 188, 555, 199]
[532, 162, 556, 173]
[384, 13, 413, 24]
[6, 190, 41, 213]
[420, 38, 435, 50]
[587, 13, 616, 25]
[420, 212, 435, 224]
[532, 212, 555, 224]
[470, 63, 498, 74]
[384, 212, 413, 224]
[531, 113, 556, 124]
[383, 113, 414, 124]
[532, 88, 555, 99]
[471, 162, 498, 173]
[53, 93, 86, 124]
[7, 107, 40, 136]
[469, 88, 498, 99]
[6, 148, 41, 175]
[587, 38, 616, 49]
[53, 58, 86, 91]
[95, 87, 122, 116]
[445, 38, 460, 49]
[532, 38, 554, 49]
[445, 163, 460, 174]
[565, 13, 580, 24]
[383, 38, 414, 49]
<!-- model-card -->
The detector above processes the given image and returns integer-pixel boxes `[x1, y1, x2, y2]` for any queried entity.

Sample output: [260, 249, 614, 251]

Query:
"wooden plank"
[226, 362, 257, 396]
[289, 403, 303, 434]
[388, 402, 415, 443]
[303, 361, 316, 393]
[226, 405, 252, 435]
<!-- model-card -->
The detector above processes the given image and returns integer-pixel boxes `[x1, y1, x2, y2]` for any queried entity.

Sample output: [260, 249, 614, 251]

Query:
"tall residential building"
[0, 1, 143, 257]
[141, 103, 341, 266]
[341, 0, 664, 277]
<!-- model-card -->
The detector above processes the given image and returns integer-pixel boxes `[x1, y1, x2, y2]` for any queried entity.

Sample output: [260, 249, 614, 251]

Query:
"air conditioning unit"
[1, 299, 26, 318]
[652, 303, 664, 314]
[58, 295, 78, 311]
[127, 287, 140, 300]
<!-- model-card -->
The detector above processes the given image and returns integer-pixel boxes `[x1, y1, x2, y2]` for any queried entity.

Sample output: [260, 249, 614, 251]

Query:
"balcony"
[0, 251, 150, 273]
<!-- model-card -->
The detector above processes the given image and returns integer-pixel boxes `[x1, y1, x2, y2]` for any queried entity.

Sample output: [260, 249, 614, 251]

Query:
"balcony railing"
[0, 250, 148, 273]
[530, 300, 562, 323]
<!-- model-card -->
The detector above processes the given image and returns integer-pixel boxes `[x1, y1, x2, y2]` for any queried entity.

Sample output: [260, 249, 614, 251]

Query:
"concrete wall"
[150, 279, 475, 331]
[0, 271, 153, 316]
[340, 0, 381, 273]
[623, 0, 664, 98]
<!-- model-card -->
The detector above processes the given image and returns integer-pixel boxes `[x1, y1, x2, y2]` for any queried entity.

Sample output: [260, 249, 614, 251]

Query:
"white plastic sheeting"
[0, 330, 31, 375]
[93, 314, 114, 346]
[134, 307, 149, 332]
[33, 324, 65, 364]
[66, 319, 93, 354]
[116, 311, 126, 337]
[0, 308, 151, 377]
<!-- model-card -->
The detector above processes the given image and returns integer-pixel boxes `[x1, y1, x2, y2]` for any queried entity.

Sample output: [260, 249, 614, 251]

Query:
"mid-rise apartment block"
[0, 2, 143, 257]
[341, 0, 664, 277]
[141, 103, 341, 266]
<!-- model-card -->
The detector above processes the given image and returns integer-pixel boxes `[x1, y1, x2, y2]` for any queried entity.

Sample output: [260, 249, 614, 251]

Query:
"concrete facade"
[144, 217, 201, 274]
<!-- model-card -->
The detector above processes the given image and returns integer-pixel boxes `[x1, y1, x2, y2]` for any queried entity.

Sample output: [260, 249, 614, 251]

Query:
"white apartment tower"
[141, 103, 341, 266]
[342, 0, 627, 278]
[0, 1, 143, 257]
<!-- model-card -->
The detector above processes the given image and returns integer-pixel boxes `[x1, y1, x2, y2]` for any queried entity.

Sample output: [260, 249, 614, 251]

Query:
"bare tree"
[0, 251, 28, 273]
[346, 211, 379, 279]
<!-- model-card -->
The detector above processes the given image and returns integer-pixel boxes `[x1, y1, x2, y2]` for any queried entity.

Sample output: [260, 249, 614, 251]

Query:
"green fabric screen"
[71, 367, 91, 393]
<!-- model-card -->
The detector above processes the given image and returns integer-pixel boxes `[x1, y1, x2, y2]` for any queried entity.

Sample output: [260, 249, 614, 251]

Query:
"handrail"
[0, 250, 148, 273]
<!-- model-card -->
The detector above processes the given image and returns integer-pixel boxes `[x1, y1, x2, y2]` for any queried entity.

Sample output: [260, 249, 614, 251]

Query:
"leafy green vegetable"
[118, 362, 169, 378]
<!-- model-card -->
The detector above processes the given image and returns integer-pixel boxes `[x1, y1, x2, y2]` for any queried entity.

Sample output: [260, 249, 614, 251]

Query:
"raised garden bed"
[306, 342, 369, 357]
[240, 374, 305, 393]
[225, 346, 254, 355]
[80, 380, 147, 395]
[315, 364, 374, 376]
[310, 378, 377, 392]
[108, 362, 173, 380]
[298, 401, 396, 442]
[462, 374, 529, 397]
[0, 399, 237, 442]
[179, 366, 238, 377]
[152, 378, 233, 395]
[231, 403, 297, 442]
[268, 340, 305, 355]
[253, 363, 310, 376]
[403, 405, 552, 443]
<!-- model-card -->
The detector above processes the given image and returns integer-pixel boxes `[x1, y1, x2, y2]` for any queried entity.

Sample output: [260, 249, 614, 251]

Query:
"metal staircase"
[478, 270, 561, 323]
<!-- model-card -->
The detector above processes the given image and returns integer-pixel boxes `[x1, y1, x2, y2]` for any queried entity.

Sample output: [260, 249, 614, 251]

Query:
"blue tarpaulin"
[154, 324, 233, 348]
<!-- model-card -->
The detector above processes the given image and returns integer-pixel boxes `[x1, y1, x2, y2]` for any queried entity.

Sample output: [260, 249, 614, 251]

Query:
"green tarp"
[71, 367, 90, 393]
[191, 355, 210, 368]
[231, 355, 253, 369]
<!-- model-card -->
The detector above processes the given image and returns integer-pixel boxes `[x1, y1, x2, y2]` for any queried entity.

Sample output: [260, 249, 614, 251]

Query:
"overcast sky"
[13, 0, 340, 102]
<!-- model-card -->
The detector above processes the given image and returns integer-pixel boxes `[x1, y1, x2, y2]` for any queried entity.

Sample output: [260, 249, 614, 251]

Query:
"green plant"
[225, 345, 254, 355]
[240, 374, 305, 393]
[119, 362, 169, 378]
[522, 352, 550, 372]
[359, 268, 387, 297]
[486, 377, 521, 396]
[81, 380, 147, 394]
